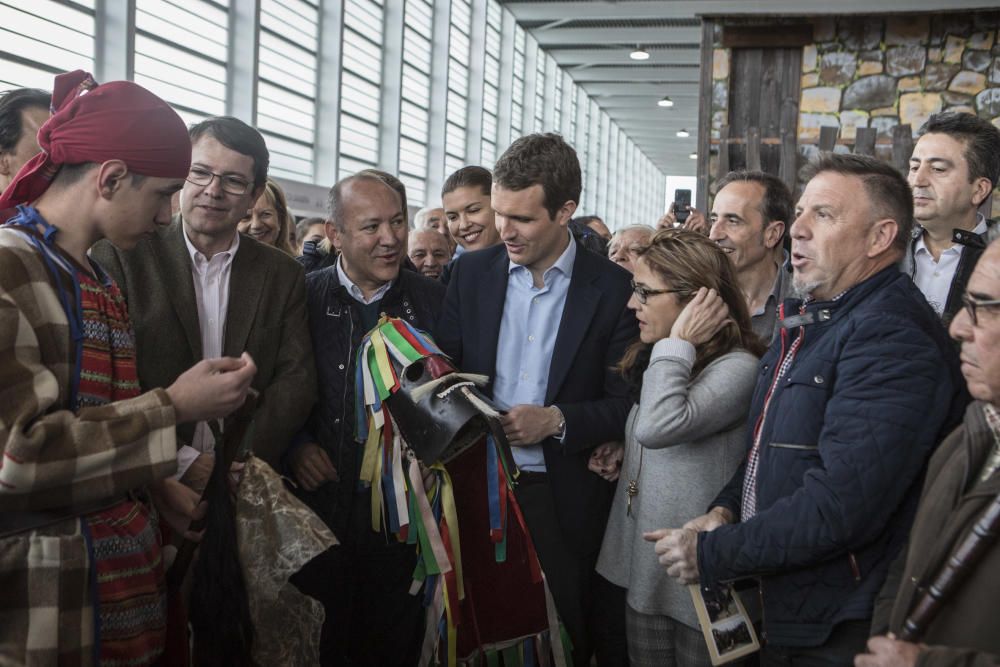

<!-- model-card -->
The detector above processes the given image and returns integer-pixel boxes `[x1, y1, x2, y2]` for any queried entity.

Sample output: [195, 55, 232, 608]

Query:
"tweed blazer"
[91, 220, 317, 468]
[0, 227, 178, 666]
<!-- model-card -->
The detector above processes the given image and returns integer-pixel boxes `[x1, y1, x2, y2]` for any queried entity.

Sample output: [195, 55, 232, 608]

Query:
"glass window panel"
[404, 0, 432, 34]
[401, 77, 430, 107]
[340, 113, 379, 143]
[0, 61, 63, 92]
[261, 0, 318, 45]
[399, 137, 428, 175]
[448, 58, 469, 97]
[483, 84, 498, 113]
[134, 1, 228, 119]
[263, 131, 313, 180]
[342, 33, 384, 84]
[446, 91, 467, 126]
[344, 0, 384, 41]
[339, 71, 380, 117]
[402, 28, 432, 72]
[0, 2, 95, 85]
[134, 73, 225, 116]
[259, 33, 316, 84]
[482, 114, 497, 141]
[400, 115, 429, 142]
[445, 122, 465, 156]
[133, 50, 226, 100]
[511, 101, 523, 136]
[481, 142, 496, 169]
[136, 1, 228, 61]
[258, 0, 318, 180]
[0, 4, 94, 58]
[445, 154, 464, 176]
[339, 155, 375, 181]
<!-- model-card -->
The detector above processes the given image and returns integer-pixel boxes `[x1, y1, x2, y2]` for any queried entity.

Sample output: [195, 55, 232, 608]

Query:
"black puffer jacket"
[290, 266, 445, 539]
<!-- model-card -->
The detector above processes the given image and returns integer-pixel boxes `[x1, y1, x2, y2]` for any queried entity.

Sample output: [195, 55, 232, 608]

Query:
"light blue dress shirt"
[492, 232, 576, 472]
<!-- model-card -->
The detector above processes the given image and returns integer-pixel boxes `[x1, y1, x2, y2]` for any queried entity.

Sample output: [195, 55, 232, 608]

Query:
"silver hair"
[610, 224, 656, 243]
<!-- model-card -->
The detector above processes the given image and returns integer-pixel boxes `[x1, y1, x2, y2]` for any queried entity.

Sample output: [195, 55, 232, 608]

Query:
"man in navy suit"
[435, 133, 636, 666]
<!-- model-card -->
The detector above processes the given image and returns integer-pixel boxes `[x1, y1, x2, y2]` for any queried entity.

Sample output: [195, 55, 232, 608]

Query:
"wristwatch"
[551, 406, 566, 441]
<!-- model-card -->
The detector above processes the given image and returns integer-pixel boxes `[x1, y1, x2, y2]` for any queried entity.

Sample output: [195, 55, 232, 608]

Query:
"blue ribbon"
[4, 205, 85, 410]
[398, 318, 444, 356]
[353, 346, 367, 442]
[524, 636, 537, 667]
[382, 445, 400, 533]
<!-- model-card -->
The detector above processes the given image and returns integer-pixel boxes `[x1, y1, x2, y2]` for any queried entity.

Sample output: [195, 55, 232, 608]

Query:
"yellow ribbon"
[359, 420, 381, 485]
[437, 464, 465, 601]
[370, 440, 383, 532]
[370, 330, 397, 396]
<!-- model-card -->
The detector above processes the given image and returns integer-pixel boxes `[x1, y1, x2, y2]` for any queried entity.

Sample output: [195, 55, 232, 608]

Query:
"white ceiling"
[500, 0, 1000, 176]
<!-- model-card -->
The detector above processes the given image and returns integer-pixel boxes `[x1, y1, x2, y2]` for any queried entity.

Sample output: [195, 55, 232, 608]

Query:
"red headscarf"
[0, 70, 191, 208]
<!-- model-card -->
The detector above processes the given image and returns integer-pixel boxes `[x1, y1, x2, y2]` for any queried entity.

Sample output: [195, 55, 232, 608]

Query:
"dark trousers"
[761, 620, 870, 667]
[514, 473, 628, 667]
[292, 493, 425, 667]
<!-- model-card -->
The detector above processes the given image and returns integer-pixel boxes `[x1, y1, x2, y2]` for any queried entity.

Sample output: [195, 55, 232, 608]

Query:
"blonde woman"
[238, 178, 295, 255]
[596, 228, 764, 666]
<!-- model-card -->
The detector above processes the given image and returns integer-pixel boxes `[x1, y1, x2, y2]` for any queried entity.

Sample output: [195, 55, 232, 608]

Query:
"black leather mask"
[384, 354, 502, 463]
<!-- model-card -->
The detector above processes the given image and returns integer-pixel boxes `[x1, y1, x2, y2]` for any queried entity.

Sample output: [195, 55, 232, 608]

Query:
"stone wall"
[799, 14, 1000, 146]
[708, 11, 1000, 212]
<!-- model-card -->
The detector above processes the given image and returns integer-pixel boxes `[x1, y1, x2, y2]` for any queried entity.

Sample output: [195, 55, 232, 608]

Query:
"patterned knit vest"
[77, 270, 167, 667]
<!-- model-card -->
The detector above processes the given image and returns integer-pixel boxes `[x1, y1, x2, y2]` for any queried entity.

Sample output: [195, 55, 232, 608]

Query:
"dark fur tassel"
[188, 452, 255, 666]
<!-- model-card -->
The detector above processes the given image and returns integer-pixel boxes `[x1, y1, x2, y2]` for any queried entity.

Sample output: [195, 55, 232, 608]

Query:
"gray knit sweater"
[596, 337, 758, 629]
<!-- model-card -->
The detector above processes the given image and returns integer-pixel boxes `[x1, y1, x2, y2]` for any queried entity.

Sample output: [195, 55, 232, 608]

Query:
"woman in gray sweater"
[596, 229, 764, 666]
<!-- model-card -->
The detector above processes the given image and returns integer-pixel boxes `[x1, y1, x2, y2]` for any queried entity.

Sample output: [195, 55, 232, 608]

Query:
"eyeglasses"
[630, 279, 685, 305]
[961, 293, 1000, 326]
[186, 166, 253, 195]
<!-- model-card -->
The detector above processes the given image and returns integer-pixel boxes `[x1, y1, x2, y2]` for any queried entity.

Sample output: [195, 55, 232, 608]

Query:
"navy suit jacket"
[435, 241, 638, 554]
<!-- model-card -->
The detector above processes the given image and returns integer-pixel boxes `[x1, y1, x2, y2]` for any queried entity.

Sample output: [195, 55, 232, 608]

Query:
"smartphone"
[674, 189, 692, 224]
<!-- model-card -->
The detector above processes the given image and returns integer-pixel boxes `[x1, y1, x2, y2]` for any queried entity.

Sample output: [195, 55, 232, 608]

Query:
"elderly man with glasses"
[92, 116, 316, 481]
[855, 237, 1000, 666]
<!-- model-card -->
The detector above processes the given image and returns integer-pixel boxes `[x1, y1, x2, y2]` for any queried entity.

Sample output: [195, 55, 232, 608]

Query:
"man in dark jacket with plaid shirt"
[648, 153, 968, 665]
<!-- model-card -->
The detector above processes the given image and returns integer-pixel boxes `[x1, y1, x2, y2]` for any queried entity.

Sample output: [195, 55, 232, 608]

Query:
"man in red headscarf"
[0, 70, 257, 666]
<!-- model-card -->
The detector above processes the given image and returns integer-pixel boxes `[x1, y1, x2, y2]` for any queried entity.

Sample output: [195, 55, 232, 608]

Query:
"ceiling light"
[676, 129, 690, 138]
[629, 45, 650, 61]
[657, 96, 674, 108]
[689, 153, 698, 159]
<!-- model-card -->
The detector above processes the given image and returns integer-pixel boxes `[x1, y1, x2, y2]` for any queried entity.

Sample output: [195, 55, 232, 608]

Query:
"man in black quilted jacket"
[649, 153, 968, 665]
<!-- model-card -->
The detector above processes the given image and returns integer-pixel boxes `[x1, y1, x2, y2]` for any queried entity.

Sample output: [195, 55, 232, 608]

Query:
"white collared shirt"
[913, 216, 987, 316]
[176, 227, 240, 477]
[336, 255, 393, 305]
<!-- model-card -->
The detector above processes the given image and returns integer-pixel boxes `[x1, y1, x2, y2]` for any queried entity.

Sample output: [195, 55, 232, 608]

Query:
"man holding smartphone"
[658, 190, 708, 234]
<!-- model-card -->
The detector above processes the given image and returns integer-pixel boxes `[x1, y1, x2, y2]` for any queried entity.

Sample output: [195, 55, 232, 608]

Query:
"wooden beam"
[746, 126, 761, 171]
[721, 24, 813, 48]
[778, 96, 799, 191]
[854, 127, 877, 156]
[892, 125, 914, 173]
[696, 18, 714, 212]
[531, 26, 702, 46]
[718, 126, 730, 180]
[818, 126, 839, 152]
[504, 1, 1000, 21]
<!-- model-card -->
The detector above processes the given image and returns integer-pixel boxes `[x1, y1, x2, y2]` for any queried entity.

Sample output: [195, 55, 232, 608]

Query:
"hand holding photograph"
[689, 583, 761, 665]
